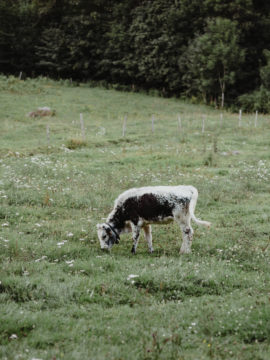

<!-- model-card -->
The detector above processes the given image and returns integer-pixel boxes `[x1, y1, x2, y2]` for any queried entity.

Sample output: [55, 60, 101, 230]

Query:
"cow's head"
[96, 223, 119, 250]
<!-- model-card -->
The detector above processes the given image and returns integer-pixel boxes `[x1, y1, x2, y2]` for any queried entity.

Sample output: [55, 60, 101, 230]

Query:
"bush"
[237, 87, 270, 113]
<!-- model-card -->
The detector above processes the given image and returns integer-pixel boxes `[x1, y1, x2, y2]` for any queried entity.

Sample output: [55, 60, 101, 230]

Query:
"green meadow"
[0, 76, 270, 360]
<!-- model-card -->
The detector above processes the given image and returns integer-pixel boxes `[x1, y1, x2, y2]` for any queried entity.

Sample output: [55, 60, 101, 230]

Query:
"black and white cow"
[97, 185, 211, 254]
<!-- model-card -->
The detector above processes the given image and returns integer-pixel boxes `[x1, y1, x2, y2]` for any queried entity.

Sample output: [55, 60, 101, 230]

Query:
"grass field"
[0, 76, 270, 360]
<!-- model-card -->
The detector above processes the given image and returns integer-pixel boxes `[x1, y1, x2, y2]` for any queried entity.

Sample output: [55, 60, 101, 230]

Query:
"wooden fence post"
[255, 110, 258, 128]
[122, 115, 127, 137]
[152, 115, 155, 133]
[202, 115, 205, 133]
[177, 114, 182, 132]
[46, 124, 50, 144]
[80, 113, 86, 140]
[238, 109, 242, 127]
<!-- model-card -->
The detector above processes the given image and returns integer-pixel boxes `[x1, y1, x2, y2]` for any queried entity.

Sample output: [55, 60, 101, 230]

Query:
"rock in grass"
[27, 107, 55, 118]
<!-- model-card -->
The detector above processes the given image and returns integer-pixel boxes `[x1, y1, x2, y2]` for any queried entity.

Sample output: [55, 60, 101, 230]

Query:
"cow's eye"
[102, 235, 106, 240]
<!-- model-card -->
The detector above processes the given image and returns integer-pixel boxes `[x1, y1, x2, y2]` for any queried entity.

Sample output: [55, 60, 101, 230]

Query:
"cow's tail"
[189, 187, 211, 228]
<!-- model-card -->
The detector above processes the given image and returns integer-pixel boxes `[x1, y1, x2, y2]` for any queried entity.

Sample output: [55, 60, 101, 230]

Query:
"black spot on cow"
[112, 193, 190, 227]
[137, 193, 174, 221]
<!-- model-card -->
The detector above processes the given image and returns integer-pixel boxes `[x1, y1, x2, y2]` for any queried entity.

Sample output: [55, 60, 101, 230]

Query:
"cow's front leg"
[131, 223, 141, 254]
[143, 225, 153, 253]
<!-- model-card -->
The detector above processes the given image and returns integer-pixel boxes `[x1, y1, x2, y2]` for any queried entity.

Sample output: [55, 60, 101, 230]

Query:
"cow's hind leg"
[176, 218, 194, 254]
[180, 226, 193, 254]
[143, 225, 153, 253]
[131, 224, 141, 254]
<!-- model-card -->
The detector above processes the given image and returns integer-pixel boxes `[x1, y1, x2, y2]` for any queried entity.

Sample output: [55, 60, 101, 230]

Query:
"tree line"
[1, 0, 270, 111]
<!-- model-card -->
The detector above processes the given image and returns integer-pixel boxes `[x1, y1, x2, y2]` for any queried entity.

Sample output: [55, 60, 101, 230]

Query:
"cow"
[97, 185, 211, 254]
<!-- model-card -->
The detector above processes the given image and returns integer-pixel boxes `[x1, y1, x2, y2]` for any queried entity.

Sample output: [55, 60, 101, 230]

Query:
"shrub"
[237, 87, 270, 113]
[66, 138, 87, 150]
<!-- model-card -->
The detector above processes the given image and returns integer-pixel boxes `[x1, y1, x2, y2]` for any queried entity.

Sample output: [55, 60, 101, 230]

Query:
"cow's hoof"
[149, 247, 154, 253]
[180, 248, 191, 254]
[131, 245, 136, 254]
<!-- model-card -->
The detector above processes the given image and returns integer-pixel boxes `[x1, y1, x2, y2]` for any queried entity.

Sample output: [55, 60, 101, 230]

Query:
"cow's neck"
[107, 207, 126, 234]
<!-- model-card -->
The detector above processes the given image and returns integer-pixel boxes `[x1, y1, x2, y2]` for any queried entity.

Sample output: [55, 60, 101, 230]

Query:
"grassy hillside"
[0, 76, 270, 359]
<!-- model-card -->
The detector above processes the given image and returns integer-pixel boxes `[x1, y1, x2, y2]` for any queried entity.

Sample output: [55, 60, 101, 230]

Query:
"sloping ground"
[0, 77, 270, 359]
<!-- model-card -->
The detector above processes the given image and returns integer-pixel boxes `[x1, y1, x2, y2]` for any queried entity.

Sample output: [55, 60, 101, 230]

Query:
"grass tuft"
[66, 138, 87, 149]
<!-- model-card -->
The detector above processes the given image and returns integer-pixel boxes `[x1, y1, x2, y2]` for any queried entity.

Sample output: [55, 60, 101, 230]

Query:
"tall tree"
[35, 0, 110, 79]
[260, 50, 270, 91]
[181, 18, 245, 107]
[0, 0, 15, 73]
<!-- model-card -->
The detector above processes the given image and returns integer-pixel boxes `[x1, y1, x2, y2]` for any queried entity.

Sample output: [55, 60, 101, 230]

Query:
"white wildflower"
[65, 260, 74, 265]
[57, 240, 67, 247]
[127, 274, 139, 281]
[35, 256, 47, 263]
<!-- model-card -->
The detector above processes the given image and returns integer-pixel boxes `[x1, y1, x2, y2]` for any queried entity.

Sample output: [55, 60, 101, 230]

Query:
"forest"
[1, 0, 270, 111]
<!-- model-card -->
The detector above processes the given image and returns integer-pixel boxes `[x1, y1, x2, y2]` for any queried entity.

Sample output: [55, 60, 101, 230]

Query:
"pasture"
[0, 76, 270, 359]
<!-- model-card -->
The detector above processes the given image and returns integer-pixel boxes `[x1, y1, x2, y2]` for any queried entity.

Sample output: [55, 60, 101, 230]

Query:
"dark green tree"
[181, 18, 245, 107]
[260, 50, 270, 91]
[35, 0, 111, 79]
[101, 0, 207, 94]
[0, 0, 15, 73]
